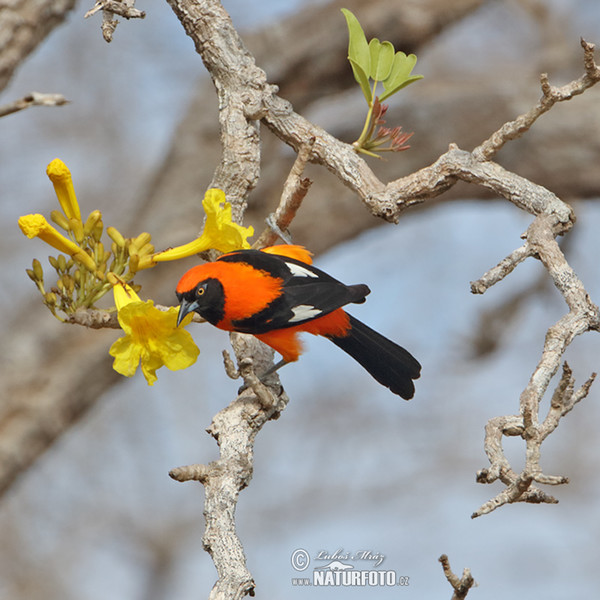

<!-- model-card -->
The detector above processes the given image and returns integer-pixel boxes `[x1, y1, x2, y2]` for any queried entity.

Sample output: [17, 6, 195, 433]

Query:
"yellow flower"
[18, 213, 97, 272]
[46, 158, 82, 222]
[109, 280, 200, 386]
[152, 188, 253, 263]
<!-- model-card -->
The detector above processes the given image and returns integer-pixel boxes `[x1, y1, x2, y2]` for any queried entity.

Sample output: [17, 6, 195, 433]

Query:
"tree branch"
[254, 137, 315, 248]
[472, 39, 600, 161]
[163, 0, 600, 591]
[0, 92, 69, 119]
[0, 0, 77, 93]
[472, 215, 600, 518]
[439, 554, 476, 600]
[85, 0, 146, 42]
[169, 334, 288, 600]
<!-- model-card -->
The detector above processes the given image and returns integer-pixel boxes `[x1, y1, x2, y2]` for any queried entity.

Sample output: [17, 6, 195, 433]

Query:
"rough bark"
[0, 0, 77, 93]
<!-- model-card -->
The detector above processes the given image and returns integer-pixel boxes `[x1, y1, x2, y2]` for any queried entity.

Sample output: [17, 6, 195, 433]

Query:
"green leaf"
[348, 58, 373, 104]
[341, 9, 371, 82]
[368, 39, 395, 82]
[379, 52, 423, 101]
[379, 75, 423, 101]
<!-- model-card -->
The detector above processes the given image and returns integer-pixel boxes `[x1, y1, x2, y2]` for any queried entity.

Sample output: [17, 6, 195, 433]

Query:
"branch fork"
[164, 0, 600, 591]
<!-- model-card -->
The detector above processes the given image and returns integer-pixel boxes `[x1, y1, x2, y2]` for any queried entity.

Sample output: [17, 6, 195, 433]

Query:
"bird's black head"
[176, 277, 225, 326]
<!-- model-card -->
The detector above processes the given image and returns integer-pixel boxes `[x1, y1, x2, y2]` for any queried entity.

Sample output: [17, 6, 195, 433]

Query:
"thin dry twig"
[439, 554, 476, 600]
[85, 0, 146, 42]
[254, 137, 315, 248]
[0, 92, 69, 118]
[472, 38, 600, 161]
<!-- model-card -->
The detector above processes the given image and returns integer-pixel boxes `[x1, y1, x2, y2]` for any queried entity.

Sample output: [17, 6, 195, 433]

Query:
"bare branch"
[169, 463, 211, 483]
[473, 215, 599, 517]
[470, 243, 534, 295]
[472, 38, 600, 161]
[254, 136, 315, 248]
[439, 554, 476, 600]
[161, 0, 600, 592]
[85, 0, 146, 42]
[0, 0, 77, 93]
[0, 92, 69, 119]
[85, 0, 146, 20]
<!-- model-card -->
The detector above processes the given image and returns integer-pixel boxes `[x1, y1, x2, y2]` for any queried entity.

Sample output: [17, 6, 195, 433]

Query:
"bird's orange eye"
[196, 286, 205, 296]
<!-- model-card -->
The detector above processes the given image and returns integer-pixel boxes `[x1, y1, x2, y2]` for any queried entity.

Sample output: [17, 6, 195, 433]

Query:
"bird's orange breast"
[177, 261, 283, 330]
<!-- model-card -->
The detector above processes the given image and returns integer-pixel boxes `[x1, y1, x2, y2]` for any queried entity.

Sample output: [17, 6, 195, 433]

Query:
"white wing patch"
[286, 261, 319, 278]
[289, 304, 322, 323]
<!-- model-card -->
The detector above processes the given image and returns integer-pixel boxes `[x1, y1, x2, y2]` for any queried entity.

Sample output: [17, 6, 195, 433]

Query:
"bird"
[175, 244, 421, 399]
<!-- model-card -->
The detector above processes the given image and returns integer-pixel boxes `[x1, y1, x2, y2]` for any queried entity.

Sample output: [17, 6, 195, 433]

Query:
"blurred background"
[1, 0, 600, 598]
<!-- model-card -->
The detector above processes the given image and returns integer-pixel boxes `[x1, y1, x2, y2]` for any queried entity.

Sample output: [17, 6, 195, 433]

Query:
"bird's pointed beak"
[176, 298, 199, 327]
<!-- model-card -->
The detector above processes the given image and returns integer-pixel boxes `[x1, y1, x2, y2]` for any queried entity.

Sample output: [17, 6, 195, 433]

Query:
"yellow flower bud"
[92, 220, 103, 242]
[107, 226, 125, 248]
[130, 232, 152, 252]
[32, 259, 44, 281]
[73, 250, 97, 273]
[69, 218, 84, 244]
[44, 292, 57, 306]
[83, 210, 103, 236]
[50, 210, 70, 231]
[61, 274, 74, 294]
[107, 272, 120, 286]
[137, 242, 155, 257]
[128, 253, 140, 273]
[57, 254, 67, 272]
[46, 159, 82, 222]
[94, 241, 106, 263]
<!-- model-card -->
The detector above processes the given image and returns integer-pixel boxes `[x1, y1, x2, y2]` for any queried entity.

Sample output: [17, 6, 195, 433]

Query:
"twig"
[85, 0, 146, 20]
[85, 0, 146, 42]
[254, 137, 315, 248]
[439, 555, 476, 600]
[470, 243, 533, 295]
[0, 92, 69, 118]
[472, 39, 600, 161]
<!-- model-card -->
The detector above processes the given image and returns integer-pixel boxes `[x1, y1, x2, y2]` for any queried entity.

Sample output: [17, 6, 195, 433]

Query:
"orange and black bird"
[175, 245, 421, 399]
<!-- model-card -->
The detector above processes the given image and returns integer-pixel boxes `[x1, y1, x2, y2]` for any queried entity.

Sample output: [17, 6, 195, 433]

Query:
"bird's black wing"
[218, 249, 370, 333]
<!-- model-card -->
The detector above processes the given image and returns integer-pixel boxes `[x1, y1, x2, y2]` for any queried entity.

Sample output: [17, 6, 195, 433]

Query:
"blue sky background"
[1, 1, 599, 599]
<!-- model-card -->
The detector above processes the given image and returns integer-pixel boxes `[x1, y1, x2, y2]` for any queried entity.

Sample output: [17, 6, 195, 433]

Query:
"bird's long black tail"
[328, 314, 421, 400]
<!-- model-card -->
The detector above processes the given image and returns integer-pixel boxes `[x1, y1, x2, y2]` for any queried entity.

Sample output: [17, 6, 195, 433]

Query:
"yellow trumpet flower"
[46, 158, 82, 222]
[109, 279, 200, 385]
[152, 188, 253, 263]
[18, 213, 97, 272]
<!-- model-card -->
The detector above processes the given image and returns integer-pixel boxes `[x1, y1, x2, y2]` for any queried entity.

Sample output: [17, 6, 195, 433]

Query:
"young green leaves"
[341, 8, 423, 156]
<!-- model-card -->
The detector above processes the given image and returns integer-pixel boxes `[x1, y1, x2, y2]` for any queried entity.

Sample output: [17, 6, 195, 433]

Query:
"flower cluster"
[19, 159, 254, 385]
[18, 159, 153, 319]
